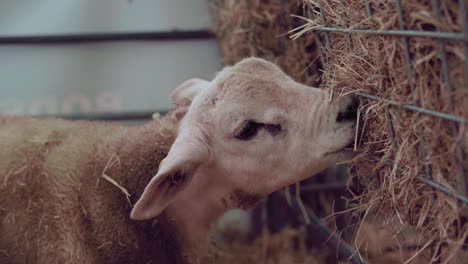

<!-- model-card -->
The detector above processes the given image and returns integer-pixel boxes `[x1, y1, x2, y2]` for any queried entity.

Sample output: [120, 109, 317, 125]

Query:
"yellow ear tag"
[158, 158, 166, 171]
[184, 96, 193, 105]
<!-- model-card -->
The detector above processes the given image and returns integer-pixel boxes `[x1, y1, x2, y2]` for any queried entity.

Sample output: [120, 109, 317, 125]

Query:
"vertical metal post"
[307, 9, 327, 69]
[394, 0, 416, 100]
[460, 0, 468, 90]
[338, 0, 353, 51]
[364, 0, 373, 17]
[431, 0, 466, 196]
[317, 0, 331, 50]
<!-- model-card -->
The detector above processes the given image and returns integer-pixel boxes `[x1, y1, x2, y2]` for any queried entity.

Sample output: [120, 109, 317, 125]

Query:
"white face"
[131, 58, 357, 220]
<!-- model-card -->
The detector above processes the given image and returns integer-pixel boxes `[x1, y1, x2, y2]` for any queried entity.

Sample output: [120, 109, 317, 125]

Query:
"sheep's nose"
[336, 96, 359, 122]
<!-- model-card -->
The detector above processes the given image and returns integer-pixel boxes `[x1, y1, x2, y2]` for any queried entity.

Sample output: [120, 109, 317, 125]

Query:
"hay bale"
[296, 0, 467, 262]
[209, 0, 321, 86]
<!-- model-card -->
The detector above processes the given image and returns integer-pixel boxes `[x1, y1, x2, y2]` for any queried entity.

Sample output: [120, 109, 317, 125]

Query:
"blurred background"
[0, 0, 221, 121]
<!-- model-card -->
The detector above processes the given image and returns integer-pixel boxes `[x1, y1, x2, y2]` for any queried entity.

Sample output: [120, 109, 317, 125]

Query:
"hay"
[294, 0, 467, 262]
[203, 218, 432, 264]
[203, 228, 324, 264]
[209, 0, 321, 86]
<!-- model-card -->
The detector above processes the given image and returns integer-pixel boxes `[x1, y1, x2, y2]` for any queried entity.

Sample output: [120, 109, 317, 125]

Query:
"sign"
[0, 40, 221, 115]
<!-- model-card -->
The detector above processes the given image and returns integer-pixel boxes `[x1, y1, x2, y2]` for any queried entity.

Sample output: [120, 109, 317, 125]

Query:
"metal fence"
[279, 0, 468, 263]
[305, 0, 467, 206]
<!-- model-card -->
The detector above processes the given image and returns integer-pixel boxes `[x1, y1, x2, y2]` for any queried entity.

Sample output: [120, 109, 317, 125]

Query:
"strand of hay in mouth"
[294, 0, 467, 262]
[209, 0, 321, 86]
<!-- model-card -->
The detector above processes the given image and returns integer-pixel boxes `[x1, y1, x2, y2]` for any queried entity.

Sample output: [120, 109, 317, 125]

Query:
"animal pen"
[210, 0, 467, 263]
[1, 0, 465, 263]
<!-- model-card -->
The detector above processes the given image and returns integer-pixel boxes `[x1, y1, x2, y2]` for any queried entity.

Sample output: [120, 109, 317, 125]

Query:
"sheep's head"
[131, 58, 357, 220]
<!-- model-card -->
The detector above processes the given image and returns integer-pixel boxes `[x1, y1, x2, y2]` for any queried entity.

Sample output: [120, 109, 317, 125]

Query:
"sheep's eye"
[235, 120, 261, 141]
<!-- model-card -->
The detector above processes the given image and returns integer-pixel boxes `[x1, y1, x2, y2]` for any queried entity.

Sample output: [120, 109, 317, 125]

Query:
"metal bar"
[413, 1, 436, 203]
[355, 92, 468, 123]
[364, 0, 373, 17]
[415, 128, 437, 263]
[279, 0, 287, 58]
[431, 0, 466, 196]
[304, 207, 367, 264]
[461, 0, 468, 89]
[417, 127, 433, 183]
[460, 0, 468, 195]
[307, 9, 327, 69]
[394, 0, 416, 99]
[431, 0, 454, 111]
[30, 110, 167, 121]
[310, 27, 466, 41]
[0, 30, 214, 45]
[289, 199, 367, 264]
[339, 0, 353, 51]
[376, 157, 468, 204]
[317, 0, 331, 49]
[245, 0, 257, 56]
[385, 105, 397, 153]
[416, 176, 468, 204]
[458, 0, 468, 197]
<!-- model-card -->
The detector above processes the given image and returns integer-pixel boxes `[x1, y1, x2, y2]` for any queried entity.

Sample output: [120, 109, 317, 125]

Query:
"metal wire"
[245, 0, 257, 56]
[279, 0, 287, 65]
[306, 0, 468, 217]
[385, 105, 397, 152]
[364, 0, 373, 17]
[461, 0, 468, 89]
[459, 0, 468, 194]
[308, 9, 327, 69]
[417, 127, 433, 184]
[354, 92, 468, 123]
[317, 0, 331, 50]
[416, 176, 468, 204]
[309, 27, 467, 41]
[430, 0, 466, 196]
[431, 0, 453, 111]
[338, 0, 353, 51]
[395, 0, 416, 99]
[288, 199, 367, 264]
[377, 157, 468, 204]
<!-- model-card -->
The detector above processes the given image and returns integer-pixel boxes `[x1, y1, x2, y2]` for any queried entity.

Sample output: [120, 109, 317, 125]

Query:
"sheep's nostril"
[336, 97, 359, 122]
[336, 110, 355, 122]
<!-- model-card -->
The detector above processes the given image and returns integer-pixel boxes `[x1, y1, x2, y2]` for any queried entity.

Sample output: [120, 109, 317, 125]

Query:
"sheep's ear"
[170, 78, 210, 106]
[130, 136, 208, 220]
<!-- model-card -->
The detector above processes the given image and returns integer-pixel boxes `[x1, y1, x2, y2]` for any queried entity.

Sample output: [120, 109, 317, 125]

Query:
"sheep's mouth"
[324, 141, 355, 157]
[327, 110, 363, 158]
[325, 148, 352, 157]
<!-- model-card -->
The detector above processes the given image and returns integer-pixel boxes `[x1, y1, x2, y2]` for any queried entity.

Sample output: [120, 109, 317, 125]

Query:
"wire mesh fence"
[295, 0, 467, 262]
[304, 0, 467, 203]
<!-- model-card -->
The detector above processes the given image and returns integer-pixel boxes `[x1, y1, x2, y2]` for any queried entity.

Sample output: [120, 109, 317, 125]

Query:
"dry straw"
[209, 0, 322, 86]
[203, 228, 323, 264]
[294, 0, 467, 262]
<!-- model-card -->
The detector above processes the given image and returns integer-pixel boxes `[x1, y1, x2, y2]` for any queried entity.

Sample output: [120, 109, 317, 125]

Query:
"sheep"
[0, 57, 357, 263]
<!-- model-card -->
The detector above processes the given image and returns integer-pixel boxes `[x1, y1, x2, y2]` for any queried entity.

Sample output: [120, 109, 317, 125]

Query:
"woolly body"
[0, 113, 187, 263]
